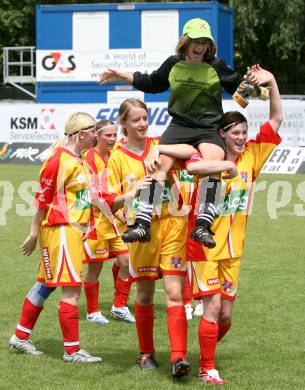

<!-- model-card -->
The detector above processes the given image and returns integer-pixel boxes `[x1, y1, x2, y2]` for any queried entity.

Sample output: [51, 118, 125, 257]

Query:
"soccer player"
[100, 18, 261, 247]
[185, 65, 283, 384]
[83, 119, 135, 324]
[106, 98, 196, 378]
[8, 112, 141, 361]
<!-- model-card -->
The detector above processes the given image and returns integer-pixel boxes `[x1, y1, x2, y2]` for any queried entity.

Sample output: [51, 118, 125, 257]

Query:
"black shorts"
[159, 121, 225, 151]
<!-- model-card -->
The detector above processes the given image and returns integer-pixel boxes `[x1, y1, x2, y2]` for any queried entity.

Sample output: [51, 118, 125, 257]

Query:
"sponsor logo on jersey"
[42, 247, 52, 280]
[216, 188, 251, 215]
[171, 257, 182, 268]
[177, 169, 194, 183]
[75, 188, 91, 210]
[207, 278, 220, 286]
[138, 266, 158, 273]
[222, 280, 233, 292]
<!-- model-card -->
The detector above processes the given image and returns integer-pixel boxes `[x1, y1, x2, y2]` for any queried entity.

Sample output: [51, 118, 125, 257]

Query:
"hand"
[99, 69, 124, 84]
[249, 64, 275, 86]
[135, 175, 153, 195]
[222, 162, 238, 179]
[20, 234, 38, 256]
[146, 146, 161, 174]
[115, 210, 126, 223]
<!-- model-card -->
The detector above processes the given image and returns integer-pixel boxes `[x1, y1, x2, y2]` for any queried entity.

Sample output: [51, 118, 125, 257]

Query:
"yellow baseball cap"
[182, 18, 214, 41]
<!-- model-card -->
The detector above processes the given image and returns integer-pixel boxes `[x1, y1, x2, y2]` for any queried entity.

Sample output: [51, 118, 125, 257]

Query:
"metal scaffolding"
[3, 46, 36, 99]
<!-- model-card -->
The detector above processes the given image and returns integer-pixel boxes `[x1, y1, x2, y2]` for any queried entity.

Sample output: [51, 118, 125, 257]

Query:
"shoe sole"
[172, 362, 191, 378]
[122, 237, 151, 243]
[9, 345, 43, 355]
[110, 312, 135, 323]
[190, 232, 216, 248]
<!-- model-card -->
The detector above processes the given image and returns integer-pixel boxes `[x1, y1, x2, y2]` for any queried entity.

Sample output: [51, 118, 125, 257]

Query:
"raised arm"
[251, 64, 283, 133]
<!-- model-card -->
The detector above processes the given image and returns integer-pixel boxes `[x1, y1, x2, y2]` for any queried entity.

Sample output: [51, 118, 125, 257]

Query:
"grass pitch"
[0, 164, 304, 389]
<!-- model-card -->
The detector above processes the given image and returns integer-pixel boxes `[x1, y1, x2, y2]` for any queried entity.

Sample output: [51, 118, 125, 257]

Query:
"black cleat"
[190, 226, 216, 248]
[138, 353, 159, 370]
[171, 358, 191, 378]
[122, 223, 151, 243]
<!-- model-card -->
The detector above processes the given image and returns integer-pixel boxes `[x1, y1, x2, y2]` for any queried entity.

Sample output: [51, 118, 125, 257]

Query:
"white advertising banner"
[261, 147, 305, 174]
[36, 49, 170, 82]
[0, 99, 304, 146]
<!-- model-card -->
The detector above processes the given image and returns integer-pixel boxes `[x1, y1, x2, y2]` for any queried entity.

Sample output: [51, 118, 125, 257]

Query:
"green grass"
[0, 164, 304, 389]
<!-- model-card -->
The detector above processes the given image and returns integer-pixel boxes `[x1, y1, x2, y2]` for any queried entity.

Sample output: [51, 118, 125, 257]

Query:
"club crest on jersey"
[240, 171, 248, 182]
[222, 280, 233, 292]
[171, 257, 182, 268]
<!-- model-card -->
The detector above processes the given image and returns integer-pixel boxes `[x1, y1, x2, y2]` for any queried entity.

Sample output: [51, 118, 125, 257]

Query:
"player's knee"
[137, 290, 154, 306]
[218, 312, 232, 326]
[118, 256, 129, 268]
[27, 282, 56, 307]
[165, 289, 183, 306]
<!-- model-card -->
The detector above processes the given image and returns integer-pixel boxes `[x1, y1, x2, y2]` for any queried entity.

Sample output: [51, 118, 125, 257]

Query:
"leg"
[198, 293, 225, 384]
[84, 262, 109, 325]
[163, 274, 191, 378]
[134, 280, 158, 369]
[217, 257, 240, 341]
[183, 273, 193, 321]
[218, 298, 234, 342]
[190, 143, 224, 247]
[9, 281, 56, 355]
[122, 154, 175, 243]
[111, 252, 135, 323]
[59, 286, 101, 363]
[112, 258, 120, 283]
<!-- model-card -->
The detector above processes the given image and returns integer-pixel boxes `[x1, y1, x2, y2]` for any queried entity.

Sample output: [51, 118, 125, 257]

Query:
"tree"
[0, 0, 304, 94]
[231, 0, 305, 93]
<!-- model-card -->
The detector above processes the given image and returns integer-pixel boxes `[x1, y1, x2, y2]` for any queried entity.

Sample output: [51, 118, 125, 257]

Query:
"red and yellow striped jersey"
[107, 136, 192, 223]
[83, 147, 120, 239]
[35, 147, 92, 226]
[187, 121, 281, 261]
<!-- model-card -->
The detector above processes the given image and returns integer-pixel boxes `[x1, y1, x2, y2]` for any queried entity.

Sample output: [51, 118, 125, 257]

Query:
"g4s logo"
[42, 52, 76, 73]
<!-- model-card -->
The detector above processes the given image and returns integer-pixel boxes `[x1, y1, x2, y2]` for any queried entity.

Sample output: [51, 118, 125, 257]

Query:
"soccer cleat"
[193, 300, 204, 317]
[198, 368, 225, 385]
[138, 353, 159, 370]
[110, 305, 136, 323]
[86, 311, 109, 325]
[9, 335, 43, 355]
[63, 348, 102, 363]
[171, 358, 191, 378]
[122, 223, 151, 243]
[190, 225, 216, 248]
[184, 304, 193, 321]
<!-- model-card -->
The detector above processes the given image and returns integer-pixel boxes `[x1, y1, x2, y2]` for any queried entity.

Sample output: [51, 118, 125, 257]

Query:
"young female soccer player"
[9, 113, 142, 361]
[106, 98, 196, 378]
[83, 119, 135, 324]
[185, 65, 283, 384]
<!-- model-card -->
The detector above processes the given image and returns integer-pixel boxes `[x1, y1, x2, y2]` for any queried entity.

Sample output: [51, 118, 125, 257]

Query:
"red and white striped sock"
[15, 298, 43, 340]
[58, 301, 80, 355]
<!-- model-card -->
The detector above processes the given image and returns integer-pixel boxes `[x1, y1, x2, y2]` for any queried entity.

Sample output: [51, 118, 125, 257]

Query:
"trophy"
[233, 67, 269, 108]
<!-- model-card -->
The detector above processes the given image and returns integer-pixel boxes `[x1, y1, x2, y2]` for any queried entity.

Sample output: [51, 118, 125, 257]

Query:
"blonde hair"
[117, 98, 148, 136]
[45, 112, 96, 158]
[175, 35, 216, 61]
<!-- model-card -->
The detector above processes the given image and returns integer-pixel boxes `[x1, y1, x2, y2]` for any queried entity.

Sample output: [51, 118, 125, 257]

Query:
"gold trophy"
[233, 67, 269, 108]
